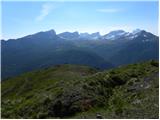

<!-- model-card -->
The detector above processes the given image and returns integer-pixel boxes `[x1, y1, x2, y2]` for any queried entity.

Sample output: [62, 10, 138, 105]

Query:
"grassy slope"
[72, 60, 159, 119]
[1, 60, 159, 119]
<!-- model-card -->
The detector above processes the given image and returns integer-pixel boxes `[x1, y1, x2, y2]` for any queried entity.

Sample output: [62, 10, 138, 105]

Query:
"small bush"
[110, 75, 126, 86]
[150, 60, 159, 67]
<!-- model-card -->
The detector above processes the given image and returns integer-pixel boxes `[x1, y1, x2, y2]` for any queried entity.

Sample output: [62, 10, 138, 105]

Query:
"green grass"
[1, 60, 159, 118]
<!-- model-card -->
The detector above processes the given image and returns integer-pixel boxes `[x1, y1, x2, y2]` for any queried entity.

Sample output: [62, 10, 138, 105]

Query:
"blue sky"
[1, 1, 158, 39]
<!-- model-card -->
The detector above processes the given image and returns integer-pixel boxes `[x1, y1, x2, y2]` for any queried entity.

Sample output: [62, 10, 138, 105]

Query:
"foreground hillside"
[1, 60, 159, 119]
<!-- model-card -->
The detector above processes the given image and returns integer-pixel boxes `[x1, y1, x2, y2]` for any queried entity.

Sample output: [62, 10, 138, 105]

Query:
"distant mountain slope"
[1, 30, 77, 79]
[109, 30, 159, 65]
[1, 29, 158, 79]
[58, 32, 79, 40]
[102, 30, 127, 40]
[2, 47, 113, 79]
[1, 60, 159, 119]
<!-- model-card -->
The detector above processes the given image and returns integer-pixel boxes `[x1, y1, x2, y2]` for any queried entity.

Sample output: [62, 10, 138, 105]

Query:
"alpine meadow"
[1, 1, 159, 119]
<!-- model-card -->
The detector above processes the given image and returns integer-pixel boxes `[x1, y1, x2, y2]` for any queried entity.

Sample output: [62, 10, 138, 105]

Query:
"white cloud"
[96, 8, 121, 13]
[36, 3, 54, 21]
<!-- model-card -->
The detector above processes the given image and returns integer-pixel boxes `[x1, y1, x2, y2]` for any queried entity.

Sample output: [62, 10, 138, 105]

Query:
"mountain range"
[1, 29, 159, 79]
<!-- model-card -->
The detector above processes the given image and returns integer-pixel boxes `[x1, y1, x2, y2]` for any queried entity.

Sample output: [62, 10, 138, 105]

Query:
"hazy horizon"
[1, 28, 159, 41]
